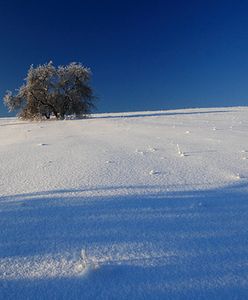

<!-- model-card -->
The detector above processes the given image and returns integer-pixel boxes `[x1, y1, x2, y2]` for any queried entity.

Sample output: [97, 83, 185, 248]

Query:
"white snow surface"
[0, 106, 248, 299]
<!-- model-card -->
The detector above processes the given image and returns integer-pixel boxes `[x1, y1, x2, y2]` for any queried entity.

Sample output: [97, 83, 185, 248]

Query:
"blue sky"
[0, 0, 248, 115]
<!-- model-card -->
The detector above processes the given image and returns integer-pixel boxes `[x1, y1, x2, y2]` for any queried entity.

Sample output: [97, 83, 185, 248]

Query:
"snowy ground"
[0, 106, 248, 299]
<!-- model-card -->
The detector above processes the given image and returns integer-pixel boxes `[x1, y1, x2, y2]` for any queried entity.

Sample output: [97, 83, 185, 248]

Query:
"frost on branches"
[3, 62, 95, 120]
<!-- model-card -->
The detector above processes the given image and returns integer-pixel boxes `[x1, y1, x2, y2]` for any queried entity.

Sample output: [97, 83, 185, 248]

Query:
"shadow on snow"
[94, 109, 234, 120]
[0, 181, 248, 299]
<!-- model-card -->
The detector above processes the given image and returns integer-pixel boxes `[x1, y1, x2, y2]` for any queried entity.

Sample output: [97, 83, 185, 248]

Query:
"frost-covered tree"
[4, 62, 95, 120]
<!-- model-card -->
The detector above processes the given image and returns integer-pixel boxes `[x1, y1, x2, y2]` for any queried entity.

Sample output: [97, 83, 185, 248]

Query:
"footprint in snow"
[148, 146, 157, 152]
[149, 170, 159, 175]
[135, 149, 144, 155]
[241, 149, 248, 158]
[234, 173, 245, 179]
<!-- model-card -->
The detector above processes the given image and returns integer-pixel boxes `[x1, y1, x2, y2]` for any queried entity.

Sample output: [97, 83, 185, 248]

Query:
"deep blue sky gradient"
[0, 0, 248, 115]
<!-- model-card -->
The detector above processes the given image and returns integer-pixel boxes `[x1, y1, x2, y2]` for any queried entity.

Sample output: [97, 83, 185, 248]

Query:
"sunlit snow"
[0, 107, 248, 299]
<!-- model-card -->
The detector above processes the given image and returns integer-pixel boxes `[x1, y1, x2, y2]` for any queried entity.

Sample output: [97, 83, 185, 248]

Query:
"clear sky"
[0, 0, 248, 116]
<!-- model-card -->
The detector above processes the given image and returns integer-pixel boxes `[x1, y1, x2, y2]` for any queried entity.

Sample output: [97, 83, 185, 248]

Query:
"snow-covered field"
[0, 106, 248, 299]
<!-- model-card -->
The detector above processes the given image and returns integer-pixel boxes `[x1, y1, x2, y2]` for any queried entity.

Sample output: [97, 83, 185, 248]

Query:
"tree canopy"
[4, 62, 95, 120]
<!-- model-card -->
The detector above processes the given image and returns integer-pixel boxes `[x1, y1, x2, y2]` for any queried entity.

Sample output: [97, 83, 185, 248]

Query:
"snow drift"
[0, 107, 248, 299]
